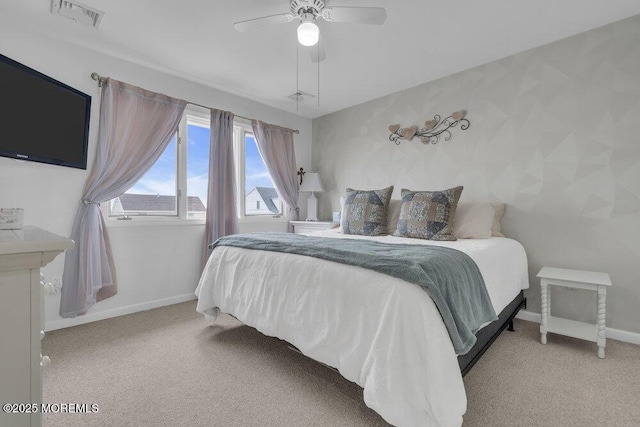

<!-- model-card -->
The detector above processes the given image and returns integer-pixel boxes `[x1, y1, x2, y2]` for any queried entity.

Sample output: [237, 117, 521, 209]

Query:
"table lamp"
[299, 173, 324, 221]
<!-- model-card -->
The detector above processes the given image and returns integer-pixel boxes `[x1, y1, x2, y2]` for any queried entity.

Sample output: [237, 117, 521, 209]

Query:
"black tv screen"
[0, 53, 91, 169]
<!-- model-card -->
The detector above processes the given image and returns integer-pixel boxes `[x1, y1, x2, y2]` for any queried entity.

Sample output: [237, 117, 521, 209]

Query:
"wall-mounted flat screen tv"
[0, 52, 91, 169]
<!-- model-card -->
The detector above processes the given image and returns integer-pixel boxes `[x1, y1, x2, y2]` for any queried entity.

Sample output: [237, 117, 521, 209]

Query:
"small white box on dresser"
[0, 208, 24, 230]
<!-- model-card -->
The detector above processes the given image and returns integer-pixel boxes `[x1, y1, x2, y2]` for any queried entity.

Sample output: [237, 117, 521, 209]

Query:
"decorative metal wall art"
[389, 110, 470, 145]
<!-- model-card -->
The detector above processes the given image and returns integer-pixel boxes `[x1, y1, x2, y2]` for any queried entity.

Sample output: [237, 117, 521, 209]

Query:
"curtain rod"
[90, 72, 299, 134]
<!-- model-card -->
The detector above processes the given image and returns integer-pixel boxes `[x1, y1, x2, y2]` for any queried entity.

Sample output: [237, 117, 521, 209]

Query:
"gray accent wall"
[312, 15, 640, 334]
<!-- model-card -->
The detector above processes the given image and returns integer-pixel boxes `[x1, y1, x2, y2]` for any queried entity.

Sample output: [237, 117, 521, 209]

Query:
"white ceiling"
[5, 1, 640, 119]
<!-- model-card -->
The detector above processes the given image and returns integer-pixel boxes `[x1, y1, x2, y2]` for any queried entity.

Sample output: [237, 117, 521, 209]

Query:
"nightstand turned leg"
[540, 282, 548, 345]
[597, 288, 606, 359]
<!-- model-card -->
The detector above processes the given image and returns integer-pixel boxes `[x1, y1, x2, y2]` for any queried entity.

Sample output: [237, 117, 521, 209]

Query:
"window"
[106, 108, 285, 222]
[107, 109, 210, 219]
[184, 116, 210, 220]
[235, 124, 283, 218]
[110, 135, 179, 217]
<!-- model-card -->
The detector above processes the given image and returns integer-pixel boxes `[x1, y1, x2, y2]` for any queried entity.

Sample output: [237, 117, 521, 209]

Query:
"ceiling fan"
[234, 0, 386, 60]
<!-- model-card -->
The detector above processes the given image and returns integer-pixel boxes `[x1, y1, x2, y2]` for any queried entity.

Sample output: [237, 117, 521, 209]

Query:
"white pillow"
[338, 195, 346, 232]
[491, 203, 505, 237]
[386, 199, 402, 234]
[453, 202, 495, 239]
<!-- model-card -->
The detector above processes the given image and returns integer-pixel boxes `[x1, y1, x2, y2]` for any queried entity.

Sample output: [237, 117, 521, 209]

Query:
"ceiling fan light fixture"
[297, 21, 319, 46]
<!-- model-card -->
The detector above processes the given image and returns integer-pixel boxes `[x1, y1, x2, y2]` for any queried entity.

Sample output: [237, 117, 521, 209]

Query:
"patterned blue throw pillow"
[394, 186, 463, 240]
[341, 186, 393, 236]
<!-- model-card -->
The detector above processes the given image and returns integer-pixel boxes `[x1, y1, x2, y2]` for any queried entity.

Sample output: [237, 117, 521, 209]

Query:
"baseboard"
[516, 310, 640, 346]
[45, 293, 197, 332]
[515, 310, 542, 324]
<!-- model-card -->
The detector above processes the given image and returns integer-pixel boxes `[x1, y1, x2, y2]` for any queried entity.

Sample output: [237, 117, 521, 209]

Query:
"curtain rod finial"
[91, 72, 104, 87]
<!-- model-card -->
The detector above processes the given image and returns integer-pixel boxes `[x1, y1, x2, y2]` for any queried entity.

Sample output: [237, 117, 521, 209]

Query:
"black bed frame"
[458, 290, 527, 376]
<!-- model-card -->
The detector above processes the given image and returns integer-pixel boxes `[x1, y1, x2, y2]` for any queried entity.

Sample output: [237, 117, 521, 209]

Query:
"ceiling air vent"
[50, 0, 105, 29]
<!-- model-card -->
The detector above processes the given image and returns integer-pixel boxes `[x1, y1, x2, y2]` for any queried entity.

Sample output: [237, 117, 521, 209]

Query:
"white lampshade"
[299, 173, 324, 192]
[297, 21, 319, 47]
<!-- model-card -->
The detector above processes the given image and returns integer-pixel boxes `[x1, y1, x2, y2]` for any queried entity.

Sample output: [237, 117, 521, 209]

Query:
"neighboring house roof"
[254, 187, 279, 214]
[118, 193, 205, 211]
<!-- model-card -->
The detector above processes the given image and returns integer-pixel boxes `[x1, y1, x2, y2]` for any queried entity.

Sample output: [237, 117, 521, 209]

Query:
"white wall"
[0, 19, 312, 330]
[312, 15, 640, 334]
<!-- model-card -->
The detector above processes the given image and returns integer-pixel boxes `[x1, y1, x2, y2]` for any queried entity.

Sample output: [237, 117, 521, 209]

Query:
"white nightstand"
[537, 267, 612, 358]
[290, 220, 338, 234]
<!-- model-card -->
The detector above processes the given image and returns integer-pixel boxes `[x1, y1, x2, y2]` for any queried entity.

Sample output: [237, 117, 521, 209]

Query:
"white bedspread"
[195, 230, 529, 427]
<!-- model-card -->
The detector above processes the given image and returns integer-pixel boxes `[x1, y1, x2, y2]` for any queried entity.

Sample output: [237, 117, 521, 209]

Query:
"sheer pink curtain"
[251, 120, 299, 232]
[60, 79, 186, 318]
[202, 109, 238, 268]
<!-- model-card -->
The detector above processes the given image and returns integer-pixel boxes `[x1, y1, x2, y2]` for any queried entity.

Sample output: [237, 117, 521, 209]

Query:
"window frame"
[233, 120, 287, 223]
[103, 107, 288, 225]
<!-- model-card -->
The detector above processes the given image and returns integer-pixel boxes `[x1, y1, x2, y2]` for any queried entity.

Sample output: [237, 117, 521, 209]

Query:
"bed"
[195, 227, 529, 426]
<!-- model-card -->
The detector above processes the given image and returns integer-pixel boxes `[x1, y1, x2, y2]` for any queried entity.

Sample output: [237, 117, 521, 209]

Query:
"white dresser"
[0, 226, 73, 427]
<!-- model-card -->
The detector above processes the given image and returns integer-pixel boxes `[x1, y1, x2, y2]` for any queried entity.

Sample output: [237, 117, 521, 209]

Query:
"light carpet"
[42, 301, 640, 426]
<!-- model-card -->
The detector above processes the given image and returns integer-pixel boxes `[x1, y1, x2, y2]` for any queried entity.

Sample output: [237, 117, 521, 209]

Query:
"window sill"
[104, 216, 288, 228]
[239, 216, 288, 223]
[105, 217, 206, 227]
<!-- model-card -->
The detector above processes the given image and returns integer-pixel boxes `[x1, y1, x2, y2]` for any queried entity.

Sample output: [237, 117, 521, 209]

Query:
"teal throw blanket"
[209, 232, 497, 355]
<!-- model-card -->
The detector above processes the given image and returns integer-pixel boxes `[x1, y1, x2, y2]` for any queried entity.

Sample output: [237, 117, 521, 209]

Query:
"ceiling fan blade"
[308, 44, 327, 63]
[233, 13, 295, 32]
[320, 7, 387, 25]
